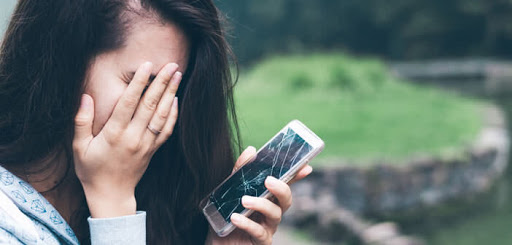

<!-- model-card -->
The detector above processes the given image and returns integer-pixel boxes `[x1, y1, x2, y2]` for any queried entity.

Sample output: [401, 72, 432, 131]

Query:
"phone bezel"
[200, 119, 325, 237]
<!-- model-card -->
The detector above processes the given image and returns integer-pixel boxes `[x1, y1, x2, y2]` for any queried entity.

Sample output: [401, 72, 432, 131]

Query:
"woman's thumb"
[232, 146, 257, 174]
[73, 94, 94, 148]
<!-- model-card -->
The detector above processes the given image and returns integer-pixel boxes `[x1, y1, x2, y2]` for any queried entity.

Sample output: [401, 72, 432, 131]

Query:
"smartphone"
[200, 120, 325, 237]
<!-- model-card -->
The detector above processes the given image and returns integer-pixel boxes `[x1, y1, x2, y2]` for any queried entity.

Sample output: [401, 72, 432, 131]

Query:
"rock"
[361, 222, 399, 243]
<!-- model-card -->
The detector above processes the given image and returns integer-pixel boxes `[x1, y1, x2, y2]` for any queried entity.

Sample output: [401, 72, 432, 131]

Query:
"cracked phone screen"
[206, 128, 313, 222]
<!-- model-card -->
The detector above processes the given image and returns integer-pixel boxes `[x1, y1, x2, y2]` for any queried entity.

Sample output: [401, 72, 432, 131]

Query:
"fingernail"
[142, 62, 153, 72]
[170, 72, 182, 87]
[242, 196, 254, 207]
[172, 97, 178, 109]
[80, 94, 91, 109]
[169, 63, 179, 76]
[266, 176, 279, 187]
[306, 165, 313, 174]
[173, 72, 182, 82]
[230, 213, 242, 223]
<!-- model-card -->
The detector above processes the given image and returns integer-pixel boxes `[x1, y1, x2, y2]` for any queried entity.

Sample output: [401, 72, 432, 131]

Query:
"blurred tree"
[455, 0, 512, 55]
[215, 0, 512, 63]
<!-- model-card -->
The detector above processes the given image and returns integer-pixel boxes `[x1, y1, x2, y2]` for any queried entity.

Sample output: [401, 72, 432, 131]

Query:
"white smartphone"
[200, 120, 325, 237]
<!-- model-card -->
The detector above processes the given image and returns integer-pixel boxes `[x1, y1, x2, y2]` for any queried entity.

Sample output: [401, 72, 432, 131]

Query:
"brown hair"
[0, 0, 240, 243]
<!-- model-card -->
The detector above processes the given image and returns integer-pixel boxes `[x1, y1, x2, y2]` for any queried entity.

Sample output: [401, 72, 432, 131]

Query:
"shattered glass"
[206, 128, 313, 222]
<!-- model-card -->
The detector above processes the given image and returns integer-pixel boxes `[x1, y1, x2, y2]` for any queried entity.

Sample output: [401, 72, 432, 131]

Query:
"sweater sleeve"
[88, 211, 146, 245]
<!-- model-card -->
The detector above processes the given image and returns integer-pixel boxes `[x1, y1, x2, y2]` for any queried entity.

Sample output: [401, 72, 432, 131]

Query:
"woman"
[0, 0, 312, 244]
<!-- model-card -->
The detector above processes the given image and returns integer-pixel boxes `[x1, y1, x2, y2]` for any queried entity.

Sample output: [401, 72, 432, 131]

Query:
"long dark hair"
[0, 0, 240, 244]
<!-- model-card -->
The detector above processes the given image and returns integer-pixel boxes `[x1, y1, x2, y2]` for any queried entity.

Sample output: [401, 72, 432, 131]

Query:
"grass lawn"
[234, 54, 484, 166]
[425, 209, 512, 245]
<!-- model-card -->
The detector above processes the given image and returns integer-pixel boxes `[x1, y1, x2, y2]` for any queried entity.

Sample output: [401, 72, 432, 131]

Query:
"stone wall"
[284, 105, 509, 242]
[391, 60, 512, 96]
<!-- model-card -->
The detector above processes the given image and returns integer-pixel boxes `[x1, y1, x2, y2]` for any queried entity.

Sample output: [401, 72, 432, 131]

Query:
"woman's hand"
[206, 147, 313, 245]
[73, 62, 182, 218]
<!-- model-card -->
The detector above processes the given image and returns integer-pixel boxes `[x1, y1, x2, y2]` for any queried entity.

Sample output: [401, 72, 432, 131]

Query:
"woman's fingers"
[265, 176, 293, 212]
[131, 63, 179, 137]
[242, 196, 282, 227]
[155, 96, 179, 146]
[144, 70, 182, 141]
[288, 164, 313, 185]
[107, 62, 153, 131]
[230, 213, 271, 244]
[232, 146, 257, 173]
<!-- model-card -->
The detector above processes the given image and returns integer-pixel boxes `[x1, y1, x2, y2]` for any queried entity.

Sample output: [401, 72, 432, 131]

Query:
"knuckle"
[106, 136, 120, 146]
[256, 228, 268, 241]
[275, 207, 283, 220]
[126, 141, 141, 153]
[169, 86, 179, 95]
[104, 136, 117, 146]
[122, 96, 139, 108]
[141, 142, 154, 153]
[74, 115, 90, 127]
[276, 215, 282, 224]
[160, 74, 172, 85]
[143, 96, 159, 111]
[103, 127, 122, 143]
[156, 109, 169, 121]
[71, 142, 82, 153]
[105, 123, 122, 136]
[74, 116, 85, 124]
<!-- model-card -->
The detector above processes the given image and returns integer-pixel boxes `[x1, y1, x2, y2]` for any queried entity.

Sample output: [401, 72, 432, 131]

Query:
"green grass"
[425, 211, 512, 245]
[234, 54, 483, 166]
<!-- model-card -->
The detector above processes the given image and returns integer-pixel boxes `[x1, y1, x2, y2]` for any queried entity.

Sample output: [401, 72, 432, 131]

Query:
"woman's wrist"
[83, 186, 137, 218]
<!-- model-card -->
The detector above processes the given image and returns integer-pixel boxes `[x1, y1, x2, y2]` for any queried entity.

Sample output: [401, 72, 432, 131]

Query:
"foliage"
[216, 0, 512, 63]
[234, 53, 483, 165]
